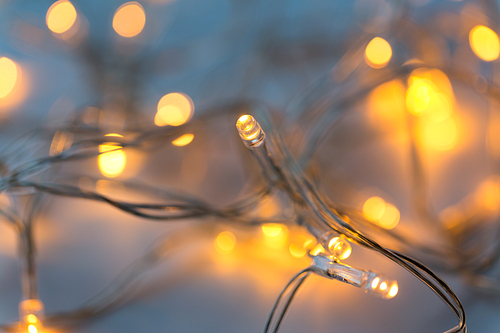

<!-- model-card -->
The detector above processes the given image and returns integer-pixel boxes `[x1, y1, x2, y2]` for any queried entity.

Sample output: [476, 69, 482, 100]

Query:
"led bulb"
[236, 115, 265, 147]
[311, 255, 398, 299]
[19, 299, 44, 332]
[327, 236, 352, 260]
[362, 271, 399, 299]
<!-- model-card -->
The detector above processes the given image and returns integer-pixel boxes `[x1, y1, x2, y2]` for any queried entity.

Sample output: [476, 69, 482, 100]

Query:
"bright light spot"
[379, 281, 388, 291]
[377, 203, 400, 229]
[26, 314, 38, 324]
[363, 196, 386, 222]
[365, 37, 392, 68]
[289, 243, 307, 258]
[327, 236, 352, 260]
[388, 283, 399, 298]
[46, 0, 77, 34]
[371, 277, 380, 289]
[367, 79, 406, 126]
[0, 57, 18, 99]
[215, 231, 236, 254]
[476, 178, 500, 212]
[113, 2, 146, 38]
[469, 25, 500, 61]
[98, 133, 126, 178]
[309, 244, 325, 256]
[261, 223, 283, 237]
[419, 115, 457, 151]
[172, 133, 194, 146]
[28, 325, 37, 333]
[155, 93, 194, 126]
[406, 80, 432, 115]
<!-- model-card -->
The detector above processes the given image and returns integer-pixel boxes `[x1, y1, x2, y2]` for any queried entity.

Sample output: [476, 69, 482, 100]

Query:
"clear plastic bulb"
[19, 299, 44, 332]
[327, 235, 352, 260]
[236, 115, 265, 147]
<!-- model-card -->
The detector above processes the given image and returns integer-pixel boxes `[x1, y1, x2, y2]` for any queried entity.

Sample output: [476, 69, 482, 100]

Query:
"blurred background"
[0, 0, 500, 332]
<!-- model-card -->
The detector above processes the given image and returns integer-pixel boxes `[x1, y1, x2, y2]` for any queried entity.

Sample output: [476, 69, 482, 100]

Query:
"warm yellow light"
[327, 236, 352, 260]
[469, 25, 500, 61]
[363, 196, 386, 222]
[365, 37, 392, 68]
[28, 325, 37, 333]
[379, 281, 388, 291]
[215, 231, 236, 254]
[112, 2, 146, 38]
[26, 314, 38, 324]
[309, 244, 325, 256]
[98, 133, 126, 178]
[406, 79, 432, 115]
[371, 277, 380, 289]
[0, 57, 18, 99]
[261, 223, 283, 237]
[476, 178, 500, 212]
[236, 114, 264, 142]
[289, 243, 307, 258]
[172, 133, 194, 146]
[46, 0, 77, 34]
[388, 283, 399, 298]
[419, 115, 457, 151]
[155, 93, 194, 127]
[377, 203, 400, 229]
[367, 79, 406, 126]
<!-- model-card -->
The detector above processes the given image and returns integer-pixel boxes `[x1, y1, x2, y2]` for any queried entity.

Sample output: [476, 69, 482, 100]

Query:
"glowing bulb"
[0, 57, 18, 99]
[261, 223, 283, 237]
[19, 299, 44, 333]
[469, 25, 500, 61]
[98, 133, 126, 178]
[26, 314, 38, 324]
[363, 196, 386, 222]
[236, 115, 265, 147]
[155, 93, 194, 127]
[327, 236, 352, 260]
[406, 79, 433, 115]
[46, 0, 77, 34]
[215, 231, 236, 254]
[377, 203, 400, 229]
[419, 115, 457, 151]
[289, 243, 307, 258]
[113, 2, 146, 38]
[363, 272, 398, 299]
[172, 133, 194, 146]
[365, 37, 392, 68]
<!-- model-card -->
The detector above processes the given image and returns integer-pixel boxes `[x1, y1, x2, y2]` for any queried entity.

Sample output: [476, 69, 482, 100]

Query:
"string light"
[98, 133, 126, 178]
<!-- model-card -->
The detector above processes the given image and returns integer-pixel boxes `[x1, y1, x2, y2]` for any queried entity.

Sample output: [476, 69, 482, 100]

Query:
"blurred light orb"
[172, 133, 194, 146]
[0, 57, 18, 98]
[46, 0, 77, 34]
[289, 243, 306, 258]
[155, 93, 194, 127]
[469, 25, 500, 61]
[261, 223, 284, 237]
[377, 203, 400, 229]
[363, 196, 386, 221]
[215, 231, 236, 254]
[98, 134, 126, 178]
[113, 2, 146, 38]
[365, 37, 392, 68]
[419, 116, 457, 151]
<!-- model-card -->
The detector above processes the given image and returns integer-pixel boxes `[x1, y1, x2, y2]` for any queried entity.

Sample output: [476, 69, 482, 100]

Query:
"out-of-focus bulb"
[98, 133, 126, 178]
[19, 299, 44, 332]
[113, 2, 146, 38]
[46, 0, 77, 34]
[236, 115, 265, 147]
[469, 25, 500, 61]
[327, 236, 352, 260]
[365, 37, 392, 68]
